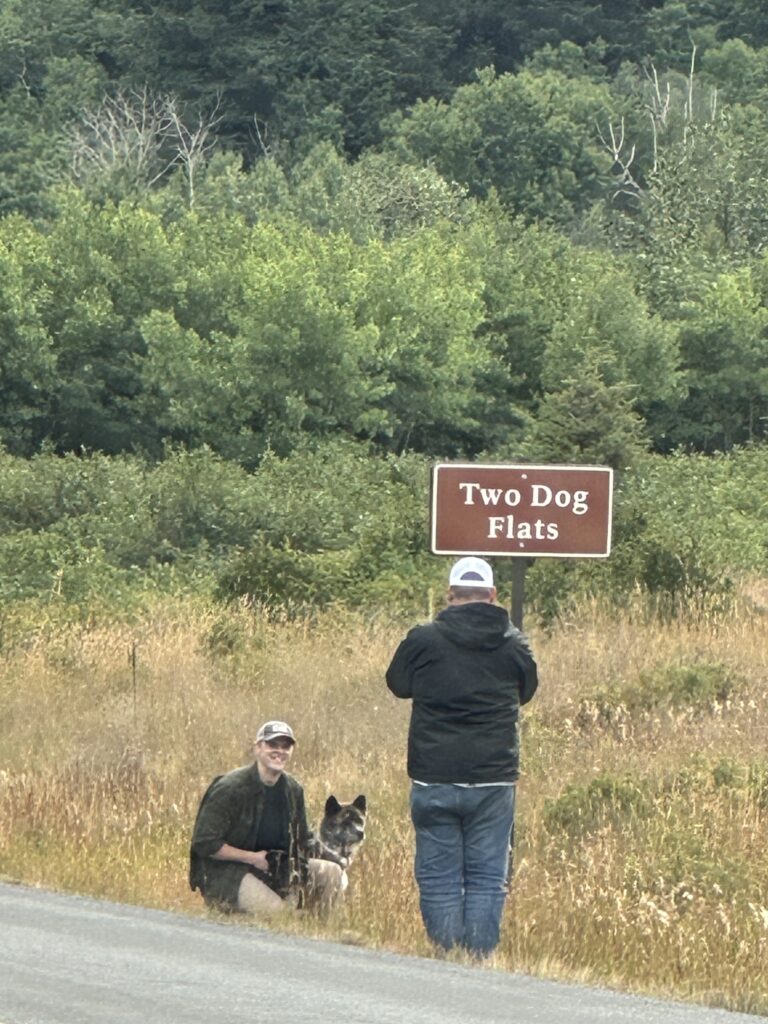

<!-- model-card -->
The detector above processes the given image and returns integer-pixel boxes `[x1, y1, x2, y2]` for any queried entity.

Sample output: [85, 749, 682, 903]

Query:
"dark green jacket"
[189, 764, 314, 908]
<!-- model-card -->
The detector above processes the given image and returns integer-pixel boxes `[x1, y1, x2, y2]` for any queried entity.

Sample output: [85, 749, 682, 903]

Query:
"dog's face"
[320, 794, 367, 863]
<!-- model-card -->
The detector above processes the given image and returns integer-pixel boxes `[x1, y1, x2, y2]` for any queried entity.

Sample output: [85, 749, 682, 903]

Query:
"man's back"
[386, 557, 540, 957]
[386, 601, 537, 784]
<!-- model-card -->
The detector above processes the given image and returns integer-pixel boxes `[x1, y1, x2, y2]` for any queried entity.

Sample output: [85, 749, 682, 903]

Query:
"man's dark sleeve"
[385, 629, 421, 698]
[507, 628, 539, 705]
[518, 650, 538, 705]
[190, 778, 236, 858]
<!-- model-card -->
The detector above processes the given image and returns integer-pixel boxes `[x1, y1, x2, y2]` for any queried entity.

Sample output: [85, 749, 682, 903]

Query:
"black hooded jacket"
[386, 602, 538, 784]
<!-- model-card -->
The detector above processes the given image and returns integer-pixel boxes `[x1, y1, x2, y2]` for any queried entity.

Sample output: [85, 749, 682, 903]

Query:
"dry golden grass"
[1, 593, 767, 1011]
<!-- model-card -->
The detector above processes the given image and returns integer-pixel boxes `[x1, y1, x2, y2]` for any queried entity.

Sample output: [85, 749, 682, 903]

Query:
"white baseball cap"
[448, 556, 494, 588]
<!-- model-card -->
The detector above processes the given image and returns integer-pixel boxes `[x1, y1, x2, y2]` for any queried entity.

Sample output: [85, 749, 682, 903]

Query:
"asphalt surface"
[0, 881, 765, 1024]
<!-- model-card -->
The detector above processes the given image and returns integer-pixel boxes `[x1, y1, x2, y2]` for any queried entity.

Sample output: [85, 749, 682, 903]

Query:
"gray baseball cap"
[255, 720, 296, 744]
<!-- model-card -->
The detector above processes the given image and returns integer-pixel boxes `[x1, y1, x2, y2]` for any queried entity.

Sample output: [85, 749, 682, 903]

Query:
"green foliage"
[0, 1, 115, 216]
[701, 39, 768, 106]
[650, 111, 768, 268]
[586, 662, 742, 721]
[0, 191, 493, 460]
[0, 440, 766, 617]
[0, 439, 430, 612]
[518, 367, 650, 471]
[281, 144, 473, 242]
[523, 445, 768, 621]
[602, 72, 768, 344]
[0, 445, 260, 603]
[140, 213, 491, 461]
[0, 77, 764, 465]
[387, 66, 614, 224]
[670, 268, 768, 450]
[0, 218, 56, 451]
[0, 190, 183, 454]
[0, 528, 146, 606]
[644, 4, 720, 71]
[69, 0, 457, 159]
[460, 211, 682, 436]
[215, 536, 355, 610]
[0, 0, 765, 187]
[609, 447, 768, 611]
[214, 440, 435, 613]
[539, 254, 681, 412]
[543, 774, 651, 837]
[717, 0, 768, 49]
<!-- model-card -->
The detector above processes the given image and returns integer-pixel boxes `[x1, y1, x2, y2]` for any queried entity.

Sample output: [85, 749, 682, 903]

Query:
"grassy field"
[1, 592, 767, 1013]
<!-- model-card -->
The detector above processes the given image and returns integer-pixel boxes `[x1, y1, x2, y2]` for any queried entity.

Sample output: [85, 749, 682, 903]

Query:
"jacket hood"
[433, 602, 512, 651]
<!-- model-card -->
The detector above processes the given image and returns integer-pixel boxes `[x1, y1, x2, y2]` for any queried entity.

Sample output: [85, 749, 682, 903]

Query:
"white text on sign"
[459, 481, 590, 541]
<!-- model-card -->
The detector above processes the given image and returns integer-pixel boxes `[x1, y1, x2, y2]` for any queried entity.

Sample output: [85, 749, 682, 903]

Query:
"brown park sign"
[431, 463, 614, 558]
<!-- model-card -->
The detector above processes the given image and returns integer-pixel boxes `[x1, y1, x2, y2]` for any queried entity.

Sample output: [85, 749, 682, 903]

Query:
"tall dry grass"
[1, 593, 767, 1011]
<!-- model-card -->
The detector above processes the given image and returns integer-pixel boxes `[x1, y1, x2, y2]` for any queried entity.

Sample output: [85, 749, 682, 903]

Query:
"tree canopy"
[0, 0, 766, 615]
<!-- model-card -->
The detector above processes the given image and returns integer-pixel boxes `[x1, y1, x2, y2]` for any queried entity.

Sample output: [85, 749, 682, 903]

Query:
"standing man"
[386, 556, 538, 958]
[189, 720, 344, 915]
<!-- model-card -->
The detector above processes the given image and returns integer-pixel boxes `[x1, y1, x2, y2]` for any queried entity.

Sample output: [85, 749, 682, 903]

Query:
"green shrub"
[216, 535, 355, 609]
[214, 440, 436, 612]
[0, 441, 766, 616]
[661, 756, 768, 803]
[543, 773, 651, 837]
[524, 446, 768, 623]
[634, 662, 741, 710]
[577, 662, 742, 732]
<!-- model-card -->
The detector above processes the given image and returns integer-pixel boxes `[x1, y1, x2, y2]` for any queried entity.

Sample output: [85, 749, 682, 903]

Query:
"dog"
[318, 794, 367, 890]
[320, 794, 367, 862]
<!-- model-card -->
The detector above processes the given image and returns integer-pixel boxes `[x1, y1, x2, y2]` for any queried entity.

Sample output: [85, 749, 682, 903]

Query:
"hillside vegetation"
[1, 2, 766, 618]
[0, 2, 767, 467]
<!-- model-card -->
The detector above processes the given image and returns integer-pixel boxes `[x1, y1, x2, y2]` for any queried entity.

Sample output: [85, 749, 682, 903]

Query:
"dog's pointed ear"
[352, 794, 367, 814]
[325, 795, 342, 815]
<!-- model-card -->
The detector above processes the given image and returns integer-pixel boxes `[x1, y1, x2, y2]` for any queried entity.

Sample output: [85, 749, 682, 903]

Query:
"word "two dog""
[458, 481, 590, 541]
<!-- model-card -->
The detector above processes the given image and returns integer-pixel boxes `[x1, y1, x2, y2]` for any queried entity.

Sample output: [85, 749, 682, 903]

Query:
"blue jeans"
[410, 782, 515, 957]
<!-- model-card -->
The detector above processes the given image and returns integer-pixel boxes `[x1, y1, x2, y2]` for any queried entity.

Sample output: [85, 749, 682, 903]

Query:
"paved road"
[1, 882, 765, 1024]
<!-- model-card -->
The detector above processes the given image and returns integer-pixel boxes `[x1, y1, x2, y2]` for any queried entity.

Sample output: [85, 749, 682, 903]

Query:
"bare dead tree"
[68, 89, 221, 203]
[683, 43, 697, 144]
[165, 95, 223, 207]
[250, 116, 272, 159]
[600, 48, 719, 198]
[597, 117, 642, 199]
[644, 64, 671, 173]
[17, 60, 33, 97]
[69, 88, 177, 187]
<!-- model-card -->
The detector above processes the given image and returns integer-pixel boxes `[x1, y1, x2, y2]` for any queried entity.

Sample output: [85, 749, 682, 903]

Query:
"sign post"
[430, 463, 614, 628]
[510, 558, 527, 631]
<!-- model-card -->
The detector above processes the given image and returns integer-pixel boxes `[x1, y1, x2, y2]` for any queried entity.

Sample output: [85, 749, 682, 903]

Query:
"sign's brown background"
[431, 464, 613, 557]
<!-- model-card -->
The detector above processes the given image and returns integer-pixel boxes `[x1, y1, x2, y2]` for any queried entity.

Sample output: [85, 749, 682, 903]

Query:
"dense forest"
[0, 0, 767, 616]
